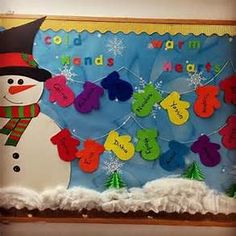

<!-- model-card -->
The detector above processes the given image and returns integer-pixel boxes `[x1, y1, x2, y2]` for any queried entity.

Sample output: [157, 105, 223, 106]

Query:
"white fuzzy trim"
[1, 178, 236, 214]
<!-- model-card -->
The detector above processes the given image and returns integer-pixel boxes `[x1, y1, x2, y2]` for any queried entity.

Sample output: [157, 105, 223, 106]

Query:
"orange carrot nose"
[8, 85, 36, 95]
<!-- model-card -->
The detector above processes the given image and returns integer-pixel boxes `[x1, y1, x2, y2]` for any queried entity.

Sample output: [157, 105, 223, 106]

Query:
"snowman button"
[12, 152, 20, 159]
[13, 165, 20, 172]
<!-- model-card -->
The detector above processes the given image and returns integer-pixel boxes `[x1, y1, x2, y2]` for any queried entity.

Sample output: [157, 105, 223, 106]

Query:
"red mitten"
[76, 139, 104, 173]
[194, 85, 221, 118]
[219, 115, 236, 149]
[219, 75, 236, 105]
[51, 129, 80, 161]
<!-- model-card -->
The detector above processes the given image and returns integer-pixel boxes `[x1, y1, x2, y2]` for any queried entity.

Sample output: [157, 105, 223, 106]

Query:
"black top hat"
[0, 17, 51, 81]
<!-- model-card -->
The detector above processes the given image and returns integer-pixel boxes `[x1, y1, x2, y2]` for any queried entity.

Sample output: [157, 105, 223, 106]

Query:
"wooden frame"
[1, 14, 236, 35]
[1, 13, 236, 24]
[0, 14, 236, 227]
[1, 209, 236, 227]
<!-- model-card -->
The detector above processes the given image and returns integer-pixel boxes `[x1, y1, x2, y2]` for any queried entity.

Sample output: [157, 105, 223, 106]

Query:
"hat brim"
[0, 66, 51, 82]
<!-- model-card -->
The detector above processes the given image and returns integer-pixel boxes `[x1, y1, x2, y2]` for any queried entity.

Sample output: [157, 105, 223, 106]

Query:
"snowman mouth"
[3, 95, 23, 104]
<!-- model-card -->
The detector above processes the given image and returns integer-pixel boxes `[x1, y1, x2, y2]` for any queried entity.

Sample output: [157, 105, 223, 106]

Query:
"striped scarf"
[0, 104, 40, 146]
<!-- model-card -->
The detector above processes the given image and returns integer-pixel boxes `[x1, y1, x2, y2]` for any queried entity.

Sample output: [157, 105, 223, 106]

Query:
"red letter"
[44, 36, 51, 45]
[205, 63, 211, 73]
[175, 64, 183, 73]
[178, 41, 184, 49]
[107, 58, 114, 67]
[151, 40, 163, 48]
[163, 62, 172, 72]
[73, 57, 81, 66]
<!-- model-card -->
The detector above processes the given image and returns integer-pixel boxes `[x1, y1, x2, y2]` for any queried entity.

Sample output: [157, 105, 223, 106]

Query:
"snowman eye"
[7, 78, 14, 84]
[18, 79, 24, 85]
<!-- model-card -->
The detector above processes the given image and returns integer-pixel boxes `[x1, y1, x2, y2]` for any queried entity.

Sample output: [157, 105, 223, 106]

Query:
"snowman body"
[0, 75, 71, 192]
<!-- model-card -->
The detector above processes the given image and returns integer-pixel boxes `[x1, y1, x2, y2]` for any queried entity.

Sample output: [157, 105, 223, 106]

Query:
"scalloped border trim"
[1, 16, 236, 36]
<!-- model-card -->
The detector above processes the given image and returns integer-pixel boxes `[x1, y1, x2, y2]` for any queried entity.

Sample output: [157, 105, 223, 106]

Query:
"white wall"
[0, 0, 236, 20]
[1, 223, 236, 236]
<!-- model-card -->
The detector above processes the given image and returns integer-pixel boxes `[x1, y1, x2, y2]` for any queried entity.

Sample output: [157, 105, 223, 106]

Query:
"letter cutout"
[74, 81, 104, 113]
[45, 75, 75, 107]
[136, 129, 161, 160]
[101, 71, 133, 101]
[194, 85, 221, 118]
[219, 75, 236, 105]
[132, 84, 162, 117]
[159, 141, 189, 171]
[160, 91, 190, 125]
[191, 135, 221, 167]
[219, 115, 236, 149]
[104, 130, 135, 161]
[76, 139, 105, 173]
[51, 129, 80, 162]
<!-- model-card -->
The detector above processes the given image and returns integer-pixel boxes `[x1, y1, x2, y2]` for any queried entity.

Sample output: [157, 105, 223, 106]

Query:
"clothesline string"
[56, 112, 229, 145]
[65, 59, 235, 96]
[54, 59, 235, 143]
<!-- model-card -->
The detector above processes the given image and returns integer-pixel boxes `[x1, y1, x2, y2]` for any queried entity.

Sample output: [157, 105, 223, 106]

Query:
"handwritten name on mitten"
[104, 130, 135, 161]
[219, 115, 236, 149]
[51, 128, 80, 162]
[101, 71, 133, 102]
[45, 75, 75, 107]
[76, 139, 104, 173]
[194, 85, 221, 118]
[160, 91, 190, 125]
[159, 141, 189, 171]
[132, 84, 162, 117]
[135, 128, 161, 160]
[191, 135, 221, 167]
[74, 81, 104, 113]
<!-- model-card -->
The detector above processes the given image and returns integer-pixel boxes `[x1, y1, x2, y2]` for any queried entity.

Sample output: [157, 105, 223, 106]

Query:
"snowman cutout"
[0, 17, 70, 192]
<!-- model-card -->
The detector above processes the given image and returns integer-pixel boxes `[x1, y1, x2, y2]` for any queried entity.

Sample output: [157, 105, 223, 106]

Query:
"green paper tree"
[105, 171, 126, 189]
[182, 161, 205, 181]
[225, 184, 236, 198]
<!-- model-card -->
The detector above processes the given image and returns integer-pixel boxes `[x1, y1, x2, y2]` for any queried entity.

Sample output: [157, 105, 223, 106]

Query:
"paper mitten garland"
[191, 135, 221, 167]
[160, 91, 190, 125]
[194, 85, 221, 118]
[45, 75, 75, 107]
[132, 84, 162, 117]
[104, 130, 135, 161]
[219, 75, 236, 105]
[76, 139, 105, 173]
[159, 141, 189, 171]
[135, 128, 161, 160]
[101, 71, 133, 101]
[51, 129, 80, 162]
[74, 81, 104, 113]
[219, 115, 236, 149]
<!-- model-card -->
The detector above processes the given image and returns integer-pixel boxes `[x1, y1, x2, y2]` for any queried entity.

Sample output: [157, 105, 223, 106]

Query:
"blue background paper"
[33, 30, 236, 192]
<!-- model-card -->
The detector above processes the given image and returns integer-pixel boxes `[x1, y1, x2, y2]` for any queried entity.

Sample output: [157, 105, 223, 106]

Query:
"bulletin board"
[0, 14, 236, 226]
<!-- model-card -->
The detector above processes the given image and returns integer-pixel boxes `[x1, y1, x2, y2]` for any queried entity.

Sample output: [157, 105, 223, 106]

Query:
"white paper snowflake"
[106, 37, 126, 57]
[154, 80, 163, 90]
[151, 103, 162, 119]
[59, 64, 77, 82]
[187, 71, 206, 88]
[103, 153, 124, 175]
[134, 77, 147, 92]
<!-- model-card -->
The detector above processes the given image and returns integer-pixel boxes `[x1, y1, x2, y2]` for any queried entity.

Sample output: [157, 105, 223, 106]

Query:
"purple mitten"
[191, 135, 221, 167]
[74, 81, 104, 113]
